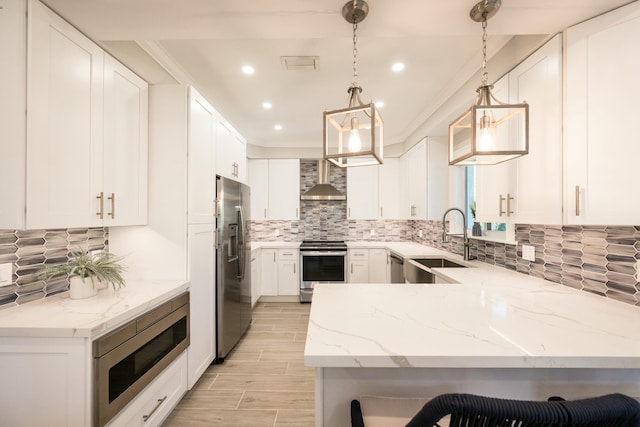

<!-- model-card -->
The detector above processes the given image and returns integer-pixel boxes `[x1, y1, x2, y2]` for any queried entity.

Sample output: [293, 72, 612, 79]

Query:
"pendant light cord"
[352, 21, 359, 88]
[481, 17, 489, 86]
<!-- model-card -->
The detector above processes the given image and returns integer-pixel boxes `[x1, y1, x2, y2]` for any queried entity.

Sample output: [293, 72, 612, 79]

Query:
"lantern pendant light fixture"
[323, 0, 383, 168]
[448, 0, 529, 166]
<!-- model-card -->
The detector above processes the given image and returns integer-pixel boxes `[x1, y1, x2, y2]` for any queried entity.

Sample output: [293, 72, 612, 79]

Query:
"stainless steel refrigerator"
[216, 176, 251, 361]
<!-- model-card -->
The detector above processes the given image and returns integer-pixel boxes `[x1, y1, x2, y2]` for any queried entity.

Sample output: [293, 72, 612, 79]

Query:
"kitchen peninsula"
[304, 248, 640, 427]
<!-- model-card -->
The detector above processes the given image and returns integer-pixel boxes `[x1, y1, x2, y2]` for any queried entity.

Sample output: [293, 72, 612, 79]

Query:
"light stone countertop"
[304, 261, 640, 369]
[0, 279, 189, 339]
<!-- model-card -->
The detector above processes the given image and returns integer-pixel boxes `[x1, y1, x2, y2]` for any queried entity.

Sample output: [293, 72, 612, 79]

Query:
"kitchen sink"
[411, 258, 467, 269]
[403, 258, 468, 284]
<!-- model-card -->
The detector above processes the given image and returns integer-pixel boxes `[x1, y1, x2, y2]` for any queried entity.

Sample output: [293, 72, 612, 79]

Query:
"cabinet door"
[402, 140, 427, 219]
[103, 55, 149, 226]
[277, 249, 299, 295]
[379, 158, 400, 219]
[348, 249, 369, 283]
[249, 159, 269, 220]
[216, 119, 236, 180]
[268, 159, 300, 220]
[188, 88, 216, 224]
[250, 251, 261, 306]
[347, 166, 379, 219]
[27, 0, 104, 229]
[187, 224, 216, 389]
[234, 134, 247, 183]
[369, 249, 389, 283]
[509, 34, 562, 225]
[260, 249, 278, 296]
[565, 2, 640, 225]
[426, 137, 449, 220]
[475, 76, 513, 223]
[0, 0, 27, 229]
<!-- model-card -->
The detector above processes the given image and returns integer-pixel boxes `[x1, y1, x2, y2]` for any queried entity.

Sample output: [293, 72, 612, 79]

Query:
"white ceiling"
[42, 0, 633, 149]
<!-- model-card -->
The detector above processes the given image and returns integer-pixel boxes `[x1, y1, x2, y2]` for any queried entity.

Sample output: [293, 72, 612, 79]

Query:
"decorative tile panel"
[0, 228, 108, 309]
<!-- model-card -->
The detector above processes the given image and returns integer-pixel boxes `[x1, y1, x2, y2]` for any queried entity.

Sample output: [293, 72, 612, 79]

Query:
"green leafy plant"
[37, 249, 126, 290]
[470, 201, 477, 221]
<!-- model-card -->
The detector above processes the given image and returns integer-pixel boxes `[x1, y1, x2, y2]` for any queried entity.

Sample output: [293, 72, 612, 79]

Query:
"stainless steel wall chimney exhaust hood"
[301, 160, 346, 201]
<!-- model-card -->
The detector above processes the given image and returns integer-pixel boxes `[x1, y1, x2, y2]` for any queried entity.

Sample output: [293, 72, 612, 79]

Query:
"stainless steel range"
[299, 240, 347, 302]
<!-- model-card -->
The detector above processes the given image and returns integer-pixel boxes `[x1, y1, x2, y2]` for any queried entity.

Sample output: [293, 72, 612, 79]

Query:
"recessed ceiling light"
[392, 62, 405, 72]
[242, 65, 255, 75]
[375, 101, 385, 108]
[262, 102, 273, 110]
[274, 124, 283, 131]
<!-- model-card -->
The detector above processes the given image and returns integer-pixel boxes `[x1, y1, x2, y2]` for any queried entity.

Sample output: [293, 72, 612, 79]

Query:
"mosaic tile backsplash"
[0, 228, 108, 308]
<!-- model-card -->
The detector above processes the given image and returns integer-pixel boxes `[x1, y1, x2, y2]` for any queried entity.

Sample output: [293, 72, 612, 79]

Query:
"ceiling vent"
[280, 56, 319, 71]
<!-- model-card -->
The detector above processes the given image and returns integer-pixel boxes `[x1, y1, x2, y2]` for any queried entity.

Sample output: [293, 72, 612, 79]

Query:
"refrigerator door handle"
[237, 204, 246, 280]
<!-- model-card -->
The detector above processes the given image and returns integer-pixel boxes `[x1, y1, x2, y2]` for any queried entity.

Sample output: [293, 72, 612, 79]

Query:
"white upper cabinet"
[565, 2, 640, 225]
[248, 159, 300, 220]
[216, 118, 247, 183]
[103, 55, 149, 226]
[399, 137, 448, 220]
[347, 166, 379, 220]
[26, 0, 105, 229]
[1, 0, 148, 229]
[379, 158, 401, 219]
[268, 159, 300, 220]
[476, 34, 562, 225]
[248, 159, 269, 220]
[346, 158, 401, 220]
[188, 87, 216, 224]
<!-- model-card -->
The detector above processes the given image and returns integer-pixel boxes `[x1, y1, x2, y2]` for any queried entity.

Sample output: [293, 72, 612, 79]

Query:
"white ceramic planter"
[69, 276, 99, 299]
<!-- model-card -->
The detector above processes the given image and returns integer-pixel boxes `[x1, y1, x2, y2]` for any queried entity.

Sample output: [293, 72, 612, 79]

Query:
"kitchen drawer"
[278, 249, 298, 261]
[106, 351, 187, 427]
[349, 249, 369, 260]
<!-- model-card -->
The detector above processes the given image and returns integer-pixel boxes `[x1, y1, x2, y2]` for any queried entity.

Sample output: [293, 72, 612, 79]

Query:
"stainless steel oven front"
[93, 292, 190, 426]
[300, 250, 347, 302]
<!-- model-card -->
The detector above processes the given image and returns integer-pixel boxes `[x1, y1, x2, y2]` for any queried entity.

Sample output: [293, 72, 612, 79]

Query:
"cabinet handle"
[142, 396, 167, 422]
[273, 252, 276, 262]
[380, 207, 383, 217]
[351, 264, 353, 274]
[293, 264, 296, 274]
[507, 193, 514, 217]
[107, 193, 115, 219]
[295, 208, 298, 218]
[499, 195, 506, 217]
[264, 208, 267, 218]
[348, 208, 351, 217]
[96, 192, 104, 219]
[575, 185, 580, 216]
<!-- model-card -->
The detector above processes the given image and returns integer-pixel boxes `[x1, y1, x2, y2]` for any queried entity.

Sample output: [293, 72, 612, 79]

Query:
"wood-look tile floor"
[163, 301, 314, 427]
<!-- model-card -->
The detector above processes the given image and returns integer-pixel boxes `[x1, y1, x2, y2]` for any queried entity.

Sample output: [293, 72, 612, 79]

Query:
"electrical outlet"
[370, 229, 375, 236]
[522, 245, 535, 262]
[0, 263, 13, 287]
[275, 229, 280, 237]
[419, 230, 423, 238]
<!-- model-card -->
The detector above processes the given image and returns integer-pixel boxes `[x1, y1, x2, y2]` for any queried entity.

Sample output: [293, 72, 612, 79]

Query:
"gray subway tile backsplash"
[0, 228, 108, 308]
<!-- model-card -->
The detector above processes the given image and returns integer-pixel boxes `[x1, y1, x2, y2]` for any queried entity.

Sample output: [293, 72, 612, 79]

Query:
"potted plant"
[37, 249, 126, 299]
[470, 202, 482, 237]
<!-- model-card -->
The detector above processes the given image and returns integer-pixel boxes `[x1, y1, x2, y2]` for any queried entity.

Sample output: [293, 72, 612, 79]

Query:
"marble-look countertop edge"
[0, 280, 189, 339]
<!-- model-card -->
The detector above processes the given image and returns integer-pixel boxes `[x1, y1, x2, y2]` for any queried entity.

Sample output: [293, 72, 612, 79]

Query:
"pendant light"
[448, 0, 528, 166]
[323, 0, 383, 168]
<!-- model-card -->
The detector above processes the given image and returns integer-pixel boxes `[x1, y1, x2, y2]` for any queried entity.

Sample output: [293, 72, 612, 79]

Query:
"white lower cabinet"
[106, 351, 187, 427]
[348, 248, 389, 283]
[260, 248, 299, 296]
[0, 337, 89, 427]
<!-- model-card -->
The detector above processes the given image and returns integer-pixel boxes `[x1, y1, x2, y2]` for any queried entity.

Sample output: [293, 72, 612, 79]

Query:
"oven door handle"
[301, 251, 347, 256]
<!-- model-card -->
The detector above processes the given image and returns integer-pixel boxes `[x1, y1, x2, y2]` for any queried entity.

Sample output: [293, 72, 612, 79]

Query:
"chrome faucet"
[442, 207, 471, 261]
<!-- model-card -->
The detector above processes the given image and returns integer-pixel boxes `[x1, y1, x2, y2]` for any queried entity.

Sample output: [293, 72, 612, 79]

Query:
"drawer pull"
[142, 396, 167, 422]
